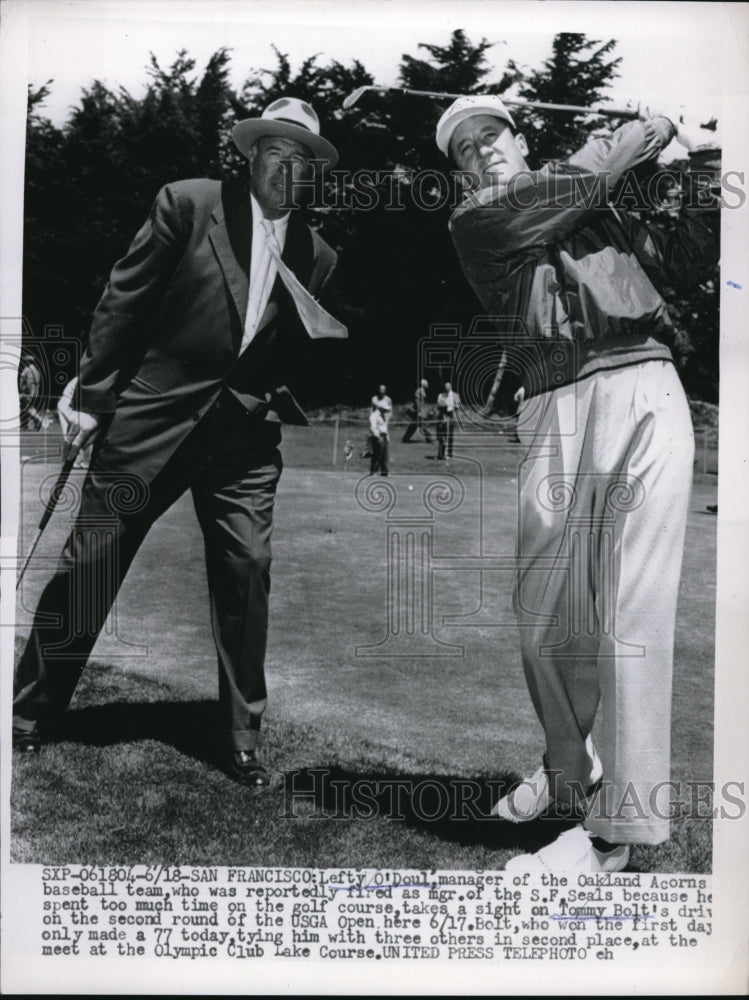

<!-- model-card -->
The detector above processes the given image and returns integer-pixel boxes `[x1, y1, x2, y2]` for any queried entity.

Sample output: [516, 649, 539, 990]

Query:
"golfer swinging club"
[436, 95, 719, 872]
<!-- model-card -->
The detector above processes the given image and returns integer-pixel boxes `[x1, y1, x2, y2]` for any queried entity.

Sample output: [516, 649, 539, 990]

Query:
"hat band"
[272, 116, 314, 133]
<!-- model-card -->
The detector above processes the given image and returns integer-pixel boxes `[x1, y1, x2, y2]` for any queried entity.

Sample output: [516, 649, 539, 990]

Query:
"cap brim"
[232, 119, 339, 168]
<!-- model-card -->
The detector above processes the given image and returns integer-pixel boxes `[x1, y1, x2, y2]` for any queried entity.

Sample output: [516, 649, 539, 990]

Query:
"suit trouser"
[13, 395, 282, 751]
[437, 417, 455, 458]
[513, 361, 694, 844]
[402, 415, 432, 443]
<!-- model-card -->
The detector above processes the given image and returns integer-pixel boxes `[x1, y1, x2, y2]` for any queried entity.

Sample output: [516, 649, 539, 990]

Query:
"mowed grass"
[11, 426, 718, 871]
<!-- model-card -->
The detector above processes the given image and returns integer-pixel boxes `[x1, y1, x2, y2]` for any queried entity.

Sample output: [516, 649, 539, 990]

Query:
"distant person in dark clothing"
[402, 378, 432, 443]
[18, 355, 44, 430]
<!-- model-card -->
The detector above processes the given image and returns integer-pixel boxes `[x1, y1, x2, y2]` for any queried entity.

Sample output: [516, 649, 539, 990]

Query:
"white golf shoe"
[504, 825, 630, 874]
[493, 737, 603, 822]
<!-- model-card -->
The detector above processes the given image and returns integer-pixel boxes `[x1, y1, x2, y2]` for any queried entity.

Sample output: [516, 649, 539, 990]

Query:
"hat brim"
[232, 119, 338, 168]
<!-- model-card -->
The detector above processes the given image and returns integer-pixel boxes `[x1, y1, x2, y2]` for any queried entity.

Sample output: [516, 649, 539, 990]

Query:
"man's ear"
[515, 133, 530, 157]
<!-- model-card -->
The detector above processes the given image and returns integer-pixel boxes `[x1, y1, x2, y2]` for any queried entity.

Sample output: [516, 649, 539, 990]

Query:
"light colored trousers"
[514, 360, 694, 844]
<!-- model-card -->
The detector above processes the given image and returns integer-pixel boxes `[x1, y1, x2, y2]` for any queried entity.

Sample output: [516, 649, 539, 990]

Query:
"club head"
[342, 87, 370, 110]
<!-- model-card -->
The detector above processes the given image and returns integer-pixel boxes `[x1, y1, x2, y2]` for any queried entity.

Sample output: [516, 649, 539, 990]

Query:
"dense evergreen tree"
[513, 33, 622, 162]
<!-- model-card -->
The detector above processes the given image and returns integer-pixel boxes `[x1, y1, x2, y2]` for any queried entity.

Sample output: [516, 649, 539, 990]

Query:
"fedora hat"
[232, 96, 338, 167]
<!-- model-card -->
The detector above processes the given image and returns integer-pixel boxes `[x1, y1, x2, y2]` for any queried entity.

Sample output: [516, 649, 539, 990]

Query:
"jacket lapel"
[280, 211, 314, 288]
[208, 180, 252, 344]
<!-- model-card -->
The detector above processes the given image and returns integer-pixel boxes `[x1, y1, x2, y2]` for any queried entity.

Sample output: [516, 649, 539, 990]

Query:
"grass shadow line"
[48, 699, 575, 854]
[279, 764, 577, 852]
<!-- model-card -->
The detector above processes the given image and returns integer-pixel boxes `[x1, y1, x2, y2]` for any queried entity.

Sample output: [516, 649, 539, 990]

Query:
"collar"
[250, 193, 290, 242]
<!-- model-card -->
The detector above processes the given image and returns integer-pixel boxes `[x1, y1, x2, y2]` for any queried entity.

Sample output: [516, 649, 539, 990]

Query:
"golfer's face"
[249, 136, 313, 219]
[450, 115, 529, 193]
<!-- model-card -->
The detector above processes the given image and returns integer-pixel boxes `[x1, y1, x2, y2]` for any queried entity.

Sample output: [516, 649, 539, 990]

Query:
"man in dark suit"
[13, 97, 345, 787]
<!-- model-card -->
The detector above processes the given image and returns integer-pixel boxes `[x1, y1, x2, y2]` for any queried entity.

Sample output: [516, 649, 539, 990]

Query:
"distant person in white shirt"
[368, 402, 391, 476]
[436, 381, 460, 459]
[371, 384, 393, 425]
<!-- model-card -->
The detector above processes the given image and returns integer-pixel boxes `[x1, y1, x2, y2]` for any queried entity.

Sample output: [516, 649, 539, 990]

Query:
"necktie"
[261, 220, 347, 340]
[241, 220, 275, 351]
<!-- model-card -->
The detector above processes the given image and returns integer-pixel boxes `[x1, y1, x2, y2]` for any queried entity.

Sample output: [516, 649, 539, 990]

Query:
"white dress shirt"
[240, 195, 290, 353]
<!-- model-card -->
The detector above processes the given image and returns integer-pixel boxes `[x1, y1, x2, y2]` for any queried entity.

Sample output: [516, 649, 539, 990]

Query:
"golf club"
[342, 85, 641, 118]
[343, 86, 719, 135]
[16, 441, 79, 590]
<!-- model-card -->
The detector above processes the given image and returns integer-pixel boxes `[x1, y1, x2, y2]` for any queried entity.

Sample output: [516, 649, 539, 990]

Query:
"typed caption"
[37, 865, 713, 963]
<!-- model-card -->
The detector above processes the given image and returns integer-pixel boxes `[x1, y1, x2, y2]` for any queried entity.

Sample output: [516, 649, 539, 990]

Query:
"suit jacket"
[77, 177, 338, 483]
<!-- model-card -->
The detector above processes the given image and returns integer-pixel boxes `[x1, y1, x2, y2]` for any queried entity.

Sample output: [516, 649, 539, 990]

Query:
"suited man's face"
[249, 136, 314, 219]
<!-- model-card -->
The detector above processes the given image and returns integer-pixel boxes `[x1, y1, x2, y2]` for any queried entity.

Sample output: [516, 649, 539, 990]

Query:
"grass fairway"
[11, 427, 718, 871]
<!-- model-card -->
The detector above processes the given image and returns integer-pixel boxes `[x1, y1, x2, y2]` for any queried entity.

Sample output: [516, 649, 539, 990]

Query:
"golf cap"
[435, 95, 516, 156]
[233, 96, 339, 167]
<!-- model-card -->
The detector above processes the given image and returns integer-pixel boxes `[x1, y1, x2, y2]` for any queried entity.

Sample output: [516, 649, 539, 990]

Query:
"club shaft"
[15, 450, 77, 589]
[16, 529, 43, 590]
[346, 86, 639, 118]
[481, 351, 508, 416]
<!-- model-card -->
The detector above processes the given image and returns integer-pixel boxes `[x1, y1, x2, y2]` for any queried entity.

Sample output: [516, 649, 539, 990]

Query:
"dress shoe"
[13, 728, 42, 753]
[227, 750, 269, 789]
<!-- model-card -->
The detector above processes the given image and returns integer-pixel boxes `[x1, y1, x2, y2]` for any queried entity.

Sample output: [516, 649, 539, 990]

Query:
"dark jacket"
[77, 177, 338, 482]
[449, 119, 719, 397]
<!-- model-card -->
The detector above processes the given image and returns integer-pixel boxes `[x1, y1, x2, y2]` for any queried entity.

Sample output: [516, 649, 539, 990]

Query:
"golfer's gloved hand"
[675, 114, 721, 153]
[670, 111, 701, 152]
[637, 103, 718, 152]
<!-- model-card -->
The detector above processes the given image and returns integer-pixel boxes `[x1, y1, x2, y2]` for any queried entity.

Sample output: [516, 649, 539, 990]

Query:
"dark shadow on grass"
[47, 700, 573, 853]
[281, 764, 578, 853]
[46, 699, 227, 770]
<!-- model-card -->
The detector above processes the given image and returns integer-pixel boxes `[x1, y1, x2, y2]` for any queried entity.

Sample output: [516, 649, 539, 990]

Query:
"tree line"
[22, 31, 719, 409]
